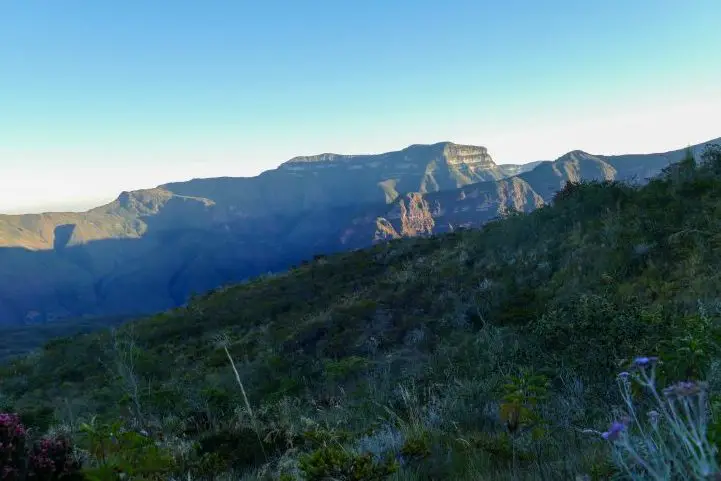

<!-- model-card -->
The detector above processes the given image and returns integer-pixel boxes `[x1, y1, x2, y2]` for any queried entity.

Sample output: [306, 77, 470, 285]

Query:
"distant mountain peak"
[112, 188, 173, 210]
[556, 150, 599, 162]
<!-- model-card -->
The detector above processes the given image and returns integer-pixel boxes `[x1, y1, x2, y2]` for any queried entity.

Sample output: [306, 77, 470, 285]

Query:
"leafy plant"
[298, 445, 397, 481]
[78, 419, 174, 480]
[500, 370, 549, 438]
[399, 431, 431, 462]
[659, 309, 720, 381]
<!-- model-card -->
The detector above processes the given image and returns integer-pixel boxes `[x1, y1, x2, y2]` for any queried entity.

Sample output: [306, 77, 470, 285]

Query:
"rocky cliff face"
[157, 142, 506, 219]
[340, 140, 720, 245]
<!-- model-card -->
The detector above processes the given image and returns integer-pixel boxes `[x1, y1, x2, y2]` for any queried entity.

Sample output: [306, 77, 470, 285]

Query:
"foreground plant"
[595, 357, 719, 480]
[1, 412, 83, 480]
[78, 418, 175, 480]
[298, 444, 398, 481]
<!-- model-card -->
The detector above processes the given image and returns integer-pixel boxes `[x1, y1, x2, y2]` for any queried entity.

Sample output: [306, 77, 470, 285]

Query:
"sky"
[1, 1, 720, 214]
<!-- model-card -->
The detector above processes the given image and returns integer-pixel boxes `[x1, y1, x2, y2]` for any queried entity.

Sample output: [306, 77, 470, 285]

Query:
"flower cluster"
[1, 413, 82, 481]
[601, 418, 628, 442]
[0, 414, 25, 437]
[27, 436, 81, 479]
[594, 356, 719, 480]
[0, 413, 27, 480]
[662, 381, 708, 399]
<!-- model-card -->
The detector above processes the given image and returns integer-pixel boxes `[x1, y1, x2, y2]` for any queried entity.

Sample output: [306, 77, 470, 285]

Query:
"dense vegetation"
[1, 144, 721, 480]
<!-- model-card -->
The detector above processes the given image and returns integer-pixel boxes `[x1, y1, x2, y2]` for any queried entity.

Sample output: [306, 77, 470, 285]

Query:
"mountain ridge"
[0, 137, 718, 326]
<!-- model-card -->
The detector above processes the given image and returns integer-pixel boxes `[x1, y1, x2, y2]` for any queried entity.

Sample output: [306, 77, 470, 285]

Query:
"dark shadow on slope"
[0, 200, 384, 328]
[53, 224, 76, 250]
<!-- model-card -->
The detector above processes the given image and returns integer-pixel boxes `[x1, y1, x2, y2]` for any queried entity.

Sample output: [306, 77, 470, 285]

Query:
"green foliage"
[78, 419, 175, 480]
[399, 431, 431, 462]
[500, 370, 549, 437]
[194, 425, 293, 472]
[586, 457, 617, 481]
[187, 451, 226, 480]
[458, 431, 535, 464]
[531, 295, 664, 375]
[324, 357, 369, 383]
[300, 426, 353, 451]
[659, 309, 721, 381]
[707, 394, 721, 464]
[298, 445, 398, 481]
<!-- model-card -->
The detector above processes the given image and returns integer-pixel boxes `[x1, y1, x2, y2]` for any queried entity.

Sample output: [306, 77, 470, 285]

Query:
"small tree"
[500, 370, 549, 478]
[104, 326, 145, 430]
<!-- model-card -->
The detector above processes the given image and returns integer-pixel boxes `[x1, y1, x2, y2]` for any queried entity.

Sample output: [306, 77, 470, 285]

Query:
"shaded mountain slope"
[0, 142, 516, 325]
[0, 188, 216, 250]
[0, 139, 718, 326]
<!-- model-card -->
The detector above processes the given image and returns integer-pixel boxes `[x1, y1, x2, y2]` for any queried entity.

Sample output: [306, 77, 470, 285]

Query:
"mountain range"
[0, 138, 718, 325]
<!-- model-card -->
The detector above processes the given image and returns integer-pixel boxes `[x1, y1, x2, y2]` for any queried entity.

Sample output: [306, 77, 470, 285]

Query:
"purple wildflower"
[647, 410, 660, 425]
[663, 381, 708, 398]
[618, 371, 630, 380]
[632, 356, 659, 368]
[601, 420, 627, 442]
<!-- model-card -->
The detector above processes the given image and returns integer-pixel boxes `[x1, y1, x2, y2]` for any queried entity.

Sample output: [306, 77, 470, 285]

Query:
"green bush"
[78, 420, 175, 481]
[458, 431, 535, 464]
[298, 445, 397, 481]
[195, 426, 280, 471]
[399, 432, 431, 462]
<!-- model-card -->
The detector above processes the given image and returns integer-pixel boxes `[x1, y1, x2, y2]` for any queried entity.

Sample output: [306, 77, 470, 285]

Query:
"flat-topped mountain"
[0, 138, 718, 326]
[160, 142, 508, 217]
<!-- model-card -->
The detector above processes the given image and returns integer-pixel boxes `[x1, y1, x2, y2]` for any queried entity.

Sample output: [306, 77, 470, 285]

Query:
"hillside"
[1, 143, 720, 480]
[0, 139, 718, 327]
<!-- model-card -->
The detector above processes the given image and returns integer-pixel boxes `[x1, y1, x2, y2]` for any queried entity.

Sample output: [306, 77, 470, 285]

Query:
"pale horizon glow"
[1, 1, 720, 214]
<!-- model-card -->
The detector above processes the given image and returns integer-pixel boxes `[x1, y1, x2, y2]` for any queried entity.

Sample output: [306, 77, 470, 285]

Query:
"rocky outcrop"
[341, 139, 721, 245]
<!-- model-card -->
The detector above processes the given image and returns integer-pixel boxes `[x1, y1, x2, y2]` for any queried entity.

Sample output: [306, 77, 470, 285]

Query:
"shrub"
[1, 413, 83, 481]
[78, 419, 175, 480]
[298, 445, 398, 481]
[27, 436, 84, 480]
[399, 431, 431, 462]
[500, 370, 549, 440]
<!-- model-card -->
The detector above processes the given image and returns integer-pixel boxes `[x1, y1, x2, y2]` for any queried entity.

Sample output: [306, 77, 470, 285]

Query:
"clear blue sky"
[1, 0, 720, 213]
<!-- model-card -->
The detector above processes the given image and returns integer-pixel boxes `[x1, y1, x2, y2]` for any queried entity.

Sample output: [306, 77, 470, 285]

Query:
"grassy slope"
[2, 146, 721, 480]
